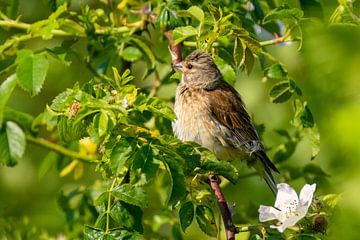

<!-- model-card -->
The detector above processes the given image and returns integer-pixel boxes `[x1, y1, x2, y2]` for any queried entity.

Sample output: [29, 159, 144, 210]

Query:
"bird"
[172, 50, 279, 195]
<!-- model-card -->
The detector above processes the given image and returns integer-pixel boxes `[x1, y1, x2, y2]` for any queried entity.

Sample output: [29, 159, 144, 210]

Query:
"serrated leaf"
[147, 98, 176, 120]
[187, 6, 204, 22]
[122, 46, 143, 62]
[16, 50, 49, 96]
[307, 125, 320, 160]
[0, 121, 26, 166]
[195, 205, 217, 237]
[84, 226, 104, 240]
[131, 144, 158, 186]
[265, 64, 287, 80]
[112, 184, 148, 208]
[173, 26, 198, 45]
[0, 74, 17, 126]
[179, 201, 194, 232]
[110, 137, 136, 176]
[300, 104, 314, 128]
[200, 150, 238, 183]
[269, 80, 293, 103]
[244, 47, 254, 75]
[98, 111, 109, 137]
[162, 156, 186, 205]
[110, 201, 143, 233]
[214, 56, 236, 86]
[263, 7, 304, 23]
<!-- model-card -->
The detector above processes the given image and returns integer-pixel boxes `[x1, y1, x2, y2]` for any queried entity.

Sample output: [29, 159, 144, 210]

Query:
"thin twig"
[26, 135, 98, 163]
[209, 175, 237, 240]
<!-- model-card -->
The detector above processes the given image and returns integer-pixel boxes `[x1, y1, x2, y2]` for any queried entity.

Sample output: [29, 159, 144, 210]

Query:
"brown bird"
[172, 50, 279, 194]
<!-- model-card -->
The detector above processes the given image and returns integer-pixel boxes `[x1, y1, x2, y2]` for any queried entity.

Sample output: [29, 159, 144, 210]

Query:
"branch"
[259, 29, 297, 47]
[26, 135, 98, 163]
[209, 175, 237, 240]
[164, 29, 182, 64]
[0, 19, 130, 38]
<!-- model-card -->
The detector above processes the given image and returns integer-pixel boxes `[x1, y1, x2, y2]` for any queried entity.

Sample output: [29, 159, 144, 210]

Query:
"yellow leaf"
[60, 160, 78, 177]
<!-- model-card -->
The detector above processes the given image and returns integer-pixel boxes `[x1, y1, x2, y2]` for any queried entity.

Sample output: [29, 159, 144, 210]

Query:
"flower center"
[284, 200, 299, 218]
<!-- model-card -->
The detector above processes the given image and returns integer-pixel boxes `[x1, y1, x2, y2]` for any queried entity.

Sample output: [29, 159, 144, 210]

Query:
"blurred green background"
[1, 0, 360, 239]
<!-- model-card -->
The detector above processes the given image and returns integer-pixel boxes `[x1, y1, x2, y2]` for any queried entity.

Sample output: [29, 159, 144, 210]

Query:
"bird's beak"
[172, 62, 183, 72]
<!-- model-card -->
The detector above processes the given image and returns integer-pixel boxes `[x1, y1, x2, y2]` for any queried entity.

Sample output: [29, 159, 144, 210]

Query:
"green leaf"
[0, 121, 26, 166]
[16, 50, 49, 96]
[200, 149, 238, 183]
[289, 79, 302, 96]
[129, 37, 156, 69]
[98, 111, 109, 137]
[214, 56, 236, 86]
[179, 201, 194, 232]
[112, 184, 148, 208]
[38, 152, 58, 179]
[244, 47, 254, 75]
[300, 104, 314, 128]
[307, 125, 320, 160]
[122, 46, 143, 62]
[110, 137, 136, 176]
[263, 6, 304, 23]
[269, 80, 293, 103]
[187, 6, 204, 22]
[84, 227, 104, 240]
[195, 205, 217, 237]
[162, 156, 187, 205]
[110, 201, 143, 233]
[265, 64, 287, 80]
[322, 194, 340, 209]
[131, 144, 158, 186]
[147, 98, 176, 120]
[45, 46, 72, 66]
[4, 107, 35, 134]
[84, 227, 145, 240]
[173, 26, 198, 45]
[0, 74, 17, 126]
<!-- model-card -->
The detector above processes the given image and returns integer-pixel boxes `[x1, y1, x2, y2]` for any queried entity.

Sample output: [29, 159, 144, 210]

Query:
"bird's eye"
[187, 63, 193, 69]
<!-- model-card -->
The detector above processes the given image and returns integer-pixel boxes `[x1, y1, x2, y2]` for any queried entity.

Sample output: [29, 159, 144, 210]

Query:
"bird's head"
[173, 50, 222, 86]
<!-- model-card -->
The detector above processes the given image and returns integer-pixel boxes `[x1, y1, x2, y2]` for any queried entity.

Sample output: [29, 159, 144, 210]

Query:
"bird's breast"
[173, 85, 237, 160]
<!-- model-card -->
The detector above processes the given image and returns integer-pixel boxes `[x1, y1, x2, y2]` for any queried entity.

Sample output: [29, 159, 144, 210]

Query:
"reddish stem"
[209, 175, 237, 240]
[164, 29, 182, 64]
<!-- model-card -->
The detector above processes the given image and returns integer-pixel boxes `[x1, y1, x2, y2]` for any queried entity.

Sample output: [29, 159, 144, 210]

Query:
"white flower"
[258, 183, 316, 233]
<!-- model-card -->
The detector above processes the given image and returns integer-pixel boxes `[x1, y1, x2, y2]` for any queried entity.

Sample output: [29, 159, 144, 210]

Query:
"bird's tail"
[253, 151, 279, 196]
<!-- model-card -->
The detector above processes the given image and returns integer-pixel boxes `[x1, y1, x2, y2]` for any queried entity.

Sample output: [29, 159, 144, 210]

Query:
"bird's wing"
[207, 86, 261, 151]
[207, 84, 279, 176]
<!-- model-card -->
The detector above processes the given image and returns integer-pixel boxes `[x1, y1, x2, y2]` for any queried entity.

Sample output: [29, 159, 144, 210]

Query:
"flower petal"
[270, 224, 287, 233]
[299, 183, 316, 207]
[258, 205, 281, 222]
[274, 183, 299, 210]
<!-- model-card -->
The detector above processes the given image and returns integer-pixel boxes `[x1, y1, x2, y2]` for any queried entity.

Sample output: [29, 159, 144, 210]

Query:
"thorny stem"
[209, 175, 237, 240]
[26, 135, 98, 163]
[259, 29, 294, 46]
